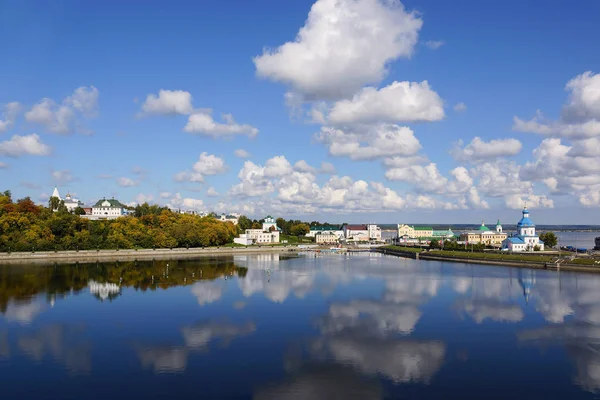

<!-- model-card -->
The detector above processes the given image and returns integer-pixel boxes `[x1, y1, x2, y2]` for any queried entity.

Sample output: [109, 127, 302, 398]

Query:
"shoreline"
[0, 246, 300, 265]
[375, 248, 600, 274]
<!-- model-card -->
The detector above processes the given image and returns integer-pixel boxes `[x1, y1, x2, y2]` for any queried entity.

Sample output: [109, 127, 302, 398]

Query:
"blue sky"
[1, 0, 599, 224]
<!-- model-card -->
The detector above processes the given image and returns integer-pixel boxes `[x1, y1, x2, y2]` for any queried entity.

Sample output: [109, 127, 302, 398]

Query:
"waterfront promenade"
[0, 246, 300, 264]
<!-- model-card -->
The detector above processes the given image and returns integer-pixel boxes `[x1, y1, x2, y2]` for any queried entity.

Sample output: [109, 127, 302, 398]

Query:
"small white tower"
[51, 186, 61, 200]
[496, 219, 502, 233]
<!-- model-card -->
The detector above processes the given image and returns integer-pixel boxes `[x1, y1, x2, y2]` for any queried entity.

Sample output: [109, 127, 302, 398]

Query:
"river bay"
[1, 253, 600, 399]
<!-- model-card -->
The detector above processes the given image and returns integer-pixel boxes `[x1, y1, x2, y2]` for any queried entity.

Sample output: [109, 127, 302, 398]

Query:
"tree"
[48, 196, 61, 211]
[539, 232, 557, 248]
[73, 207, 86, 216]
[429, 239, 440, 249]
[290, 223, 310, 237]
[534, 245, 541, 251]
[238, 215, 253, 231]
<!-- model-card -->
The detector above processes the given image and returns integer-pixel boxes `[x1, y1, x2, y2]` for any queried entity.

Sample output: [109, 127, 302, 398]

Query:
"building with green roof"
[83, 197, 127, 220]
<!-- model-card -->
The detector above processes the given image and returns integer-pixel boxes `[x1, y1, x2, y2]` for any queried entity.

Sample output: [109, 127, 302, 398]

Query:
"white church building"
[502, 207, 544, 252]
[234, 215, 281, 245]
[51, 186, 84, 212]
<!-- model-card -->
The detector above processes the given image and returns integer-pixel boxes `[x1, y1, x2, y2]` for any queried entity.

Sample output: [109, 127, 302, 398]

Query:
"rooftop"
[414, 226, 433, 231]
[93, 198, 125, 208]
[310, 225, 342, 231]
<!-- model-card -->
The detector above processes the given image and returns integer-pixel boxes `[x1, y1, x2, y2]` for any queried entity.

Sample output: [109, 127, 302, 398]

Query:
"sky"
[1, 0, 599, 224]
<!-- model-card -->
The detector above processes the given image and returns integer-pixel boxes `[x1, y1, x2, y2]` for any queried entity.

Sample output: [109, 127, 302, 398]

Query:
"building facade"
[343, 224, 382, 242]
[459, 220, 507, 246]
[82, 198, 127, 220]
[315, 231, 340, 244]
[502, 208, 544, 252]
[307, 225, 344, 238]
[234, 216, 281, 245]
[50, 186, 83, 212]
[218, 213, 239, 225]
[397, 224, 434, 239]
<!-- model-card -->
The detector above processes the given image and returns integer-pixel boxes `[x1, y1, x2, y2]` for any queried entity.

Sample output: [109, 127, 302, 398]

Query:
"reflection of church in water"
[517, 269, 536, 303]
[88, 280, 121, 302]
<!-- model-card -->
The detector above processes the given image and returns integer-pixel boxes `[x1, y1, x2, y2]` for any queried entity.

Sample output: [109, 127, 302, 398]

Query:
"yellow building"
[315, 232, 340, 244]
[397, 224, 433, 238]
[459, 220, 507, 246]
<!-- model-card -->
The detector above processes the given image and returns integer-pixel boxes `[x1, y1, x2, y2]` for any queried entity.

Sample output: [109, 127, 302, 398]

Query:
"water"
[553, 231, 598, 249]
[1, 253, 600, 399]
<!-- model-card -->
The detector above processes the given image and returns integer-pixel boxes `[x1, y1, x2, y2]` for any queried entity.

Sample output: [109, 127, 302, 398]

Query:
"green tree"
[48, 196, 61, 211]
[429, 239, 440, 249]
[73, 207, 86, 215]
[238, 215, 253, 230]
[290, 223, 310, 237]
[539, 232, 557, 248]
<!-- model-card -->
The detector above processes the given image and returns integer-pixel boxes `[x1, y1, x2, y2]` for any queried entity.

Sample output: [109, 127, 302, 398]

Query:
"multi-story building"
[343, 224, 382, 242]
[50, 186, 84, 212]
[315, 231, 340, 244]
[459, 220, 507, 246]
[218, 213, 239, 225]
[82, 198, 127, 220]
[397, 224, 434, 239]
[307, 225, 344, 239]
[234, 215, 281, 245]
[502, 208, 544, 252]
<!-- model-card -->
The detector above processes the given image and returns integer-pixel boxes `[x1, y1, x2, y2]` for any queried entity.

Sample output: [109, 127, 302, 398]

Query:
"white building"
[234, 215, 281, 245]
[50, 186, 84, 212]
[315, 231, 340, 244]
[307, 225, 344, 238]
[218, 213, 239, 225]
[502, 207, 545, 252]
[82, 198, 127, 220]
[343, 224, 382, 242]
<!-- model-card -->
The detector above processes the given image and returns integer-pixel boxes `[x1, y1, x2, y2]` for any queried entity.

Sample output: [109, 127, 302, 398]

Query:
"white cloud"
[0, 102, 22, 133]
[316, 124, 422, 160]
[117, 177, 139, 187]
[192, 152, 227, 175]
[293, 160, 317, 173]
[326, 81, 444, 125]
[167, 193, 205, 211]
[141, 89, 194, 116]
[0, 162, 8, 169]
[51, 170, 74, 184]
[503, 193, 554, 209]
[451, 137, 522, 162]
[234, 149, 251, 158]
[175, 152, 227, 183]
[25, 86, 98, 134]
[385, 163, 471, 195]
[514, 72, 600, 138]
[0, 134, 51, 157]
[206, 187, 220, 197]
[184, 111, 258, 138]
[159, 191, 172, 199]
[382, 155, 429, 168]
[424, 40, 445, 50]
[453, 102, 467, 112]
[320, 161, 336, 174]
[134, 193, 154, 205]
[64, 86, 99, 117]
[253, 0, 422, 100]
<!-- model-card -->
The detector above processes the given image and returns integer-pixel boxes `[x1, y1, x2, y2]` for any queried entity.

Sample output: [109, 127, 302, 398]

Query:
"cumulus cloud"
[175, 152, 228, 183]
[141, 89, 194, 116]
[184, 111, 258, 138]
[0, 134, 51, 157]
[514, 72, 600, 138]
[0, 102, 22, 133]
[234, 148, 251, 158]
[326, 81, 444, 125]
[320, 161, 336, 174]
[316, 124, 422, 161]
[451, 137, 522, 162]
[206, 187, 220, 197]
[117, 177, 139, 187]
[167, 192, 205, 211]
[25, 86, 98, 134]
[453, 102, 467, 112]
[293, 160, 317, 173]
[253, 0, 422, 100]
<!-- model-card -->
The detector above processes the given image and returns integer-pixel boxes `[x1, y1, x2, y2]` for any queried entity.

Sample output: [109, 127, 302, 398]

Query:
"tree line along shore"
[0, 191, 323, 253]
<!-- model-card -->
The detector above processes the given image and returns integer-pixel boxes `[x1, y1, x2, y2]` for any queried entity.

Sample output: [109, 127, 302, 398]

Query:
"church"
[502, 207, 544, 252]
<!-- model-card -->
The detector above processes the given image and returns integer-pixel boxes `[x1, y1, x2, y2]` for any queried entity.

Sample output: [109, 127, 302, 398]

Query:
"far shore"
[0, 246, 301, 265]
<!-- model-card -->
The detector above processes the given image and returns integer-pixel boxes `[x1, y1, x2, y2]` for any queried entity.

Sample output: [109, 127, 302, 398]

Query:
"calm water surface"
[1, 253, 600, 399]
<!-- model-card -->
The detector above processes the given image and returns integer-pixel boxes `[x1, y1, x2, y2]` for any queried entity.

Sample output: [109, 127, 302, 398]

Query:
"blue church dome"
[517, 208, 535, 227]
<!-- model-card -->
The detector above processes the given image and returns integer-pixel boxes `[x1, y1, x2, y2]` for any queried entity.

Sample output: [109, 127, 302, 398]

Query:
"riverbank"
[376, 246, 600, 274]
[0, 246, 300, 264]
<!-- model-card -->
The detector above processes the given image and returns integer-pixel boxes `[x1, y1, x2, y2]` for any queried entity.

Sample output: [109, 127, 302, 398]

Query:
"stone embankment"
[0, 246, 300, 264]
[376, 247, 600, 274]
